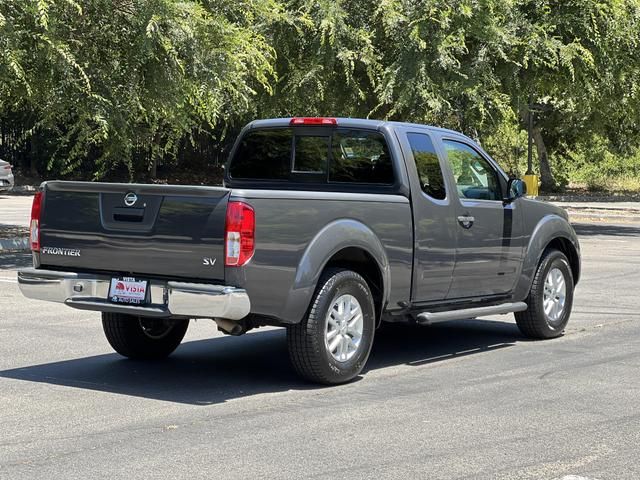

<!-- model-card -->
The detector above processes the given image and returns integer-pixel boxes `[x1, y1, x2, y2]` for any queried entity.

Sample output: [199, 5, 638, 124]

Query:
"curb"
[560, 206, 640, 222]
[13, 185, 37, 193]
[537, 194, 640, 202]
[568, 213, 640, 223]
[0, 185, 37, 195]
[565, 206, 640, 213]
[0, 237, 29, 252]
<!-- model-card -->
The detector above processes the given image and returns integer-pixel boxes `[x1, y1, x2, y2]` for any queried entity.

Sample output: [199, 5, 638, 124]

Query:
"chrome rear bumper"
[17, 268, 250, 320]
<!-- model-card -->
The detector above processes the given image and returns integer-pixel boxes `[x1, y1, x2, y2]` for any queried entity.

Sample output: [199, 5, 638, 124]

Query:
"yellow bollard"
[523, 174, 539, 196]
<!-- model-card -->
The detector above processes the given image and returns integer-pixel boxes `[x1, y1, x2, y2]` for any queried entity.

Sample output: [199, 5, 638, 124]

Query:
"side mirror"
[505, 178, 527, 203]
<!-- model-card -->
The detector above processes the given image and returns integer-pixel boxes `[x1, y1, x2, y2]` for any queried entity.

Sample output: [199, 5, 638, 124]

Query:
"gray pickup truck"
[18, 117, 580, 384]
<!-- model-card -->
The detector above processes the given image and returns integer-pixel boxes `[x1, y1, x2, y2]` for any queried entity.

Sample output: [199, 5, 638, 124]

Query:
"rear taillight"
[3, 164, 10, 170]
[225, 201, 255, 266]
[30, 192, 43, 252]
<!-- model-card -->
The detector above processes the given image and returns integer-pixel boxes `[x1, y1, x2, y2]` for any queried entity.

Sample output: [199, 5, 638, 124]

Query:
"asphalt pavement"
[1, 202, 640, 478]
[0, 194, 31, 228]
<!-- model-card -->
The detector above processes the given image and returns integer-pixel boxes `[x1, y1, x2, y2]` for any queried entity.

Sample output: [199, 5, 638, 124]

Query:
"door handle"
[457, 215, 475, 229]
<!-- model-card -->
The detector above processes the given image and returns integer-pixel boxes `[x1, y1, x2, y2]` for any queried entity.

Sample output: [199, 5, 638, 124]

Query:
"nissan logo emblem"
[124, 192, 138, 207]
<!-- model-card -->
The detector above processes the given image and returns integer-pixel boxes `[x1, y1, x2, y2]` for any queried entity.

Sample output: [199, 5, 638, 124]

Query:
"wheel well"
[546, 237, 580, 284]
[324, 247, 385, 325]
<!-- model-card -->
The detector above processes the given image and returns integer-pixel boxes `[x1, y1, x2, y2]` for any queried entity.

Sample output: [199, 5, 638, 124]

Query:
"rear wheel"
[287, 269, 376, 385]
[515, 249, 574, 339]
[102, 313, 189, 359]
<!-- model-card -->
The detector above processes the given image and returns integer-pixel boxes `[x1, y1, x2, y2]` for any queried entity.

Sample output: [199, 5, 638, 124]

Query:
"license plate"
[108, 277, 148, 305]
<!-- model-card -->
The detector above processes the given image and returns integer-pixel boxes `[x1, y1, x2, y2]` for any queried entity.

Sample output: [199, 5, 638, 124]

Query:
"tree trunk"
[150, 131, 162, 179]
[150, 154, 158, 179]
[29, 141, 38, 176]
[532, 127, 556, 192]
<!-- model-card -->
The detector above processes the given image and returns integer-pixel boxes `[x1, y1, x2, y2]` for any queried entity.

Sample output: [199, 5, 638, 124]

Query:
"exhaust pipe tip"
[214, 318, 245, 336]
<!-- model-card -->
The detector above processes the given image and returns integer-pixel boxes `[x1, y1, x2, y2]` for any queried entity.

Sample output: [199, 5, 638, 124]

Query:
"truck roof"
[249, 118, 473, 142]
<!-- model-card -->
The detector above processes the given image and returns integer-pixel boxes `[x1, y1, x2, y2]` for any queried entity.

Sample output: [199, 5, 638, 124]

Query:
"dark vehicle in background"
[18, 117, 580, 384]
[0, 159, 14, 191]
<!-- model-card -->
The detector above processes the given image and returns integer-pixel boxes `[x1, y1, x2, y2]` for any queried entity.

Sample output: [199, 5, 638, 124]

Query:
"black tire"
[287, 268, 376, 385]
[515, 249, 574, 339]
[102, 313, 189, 359]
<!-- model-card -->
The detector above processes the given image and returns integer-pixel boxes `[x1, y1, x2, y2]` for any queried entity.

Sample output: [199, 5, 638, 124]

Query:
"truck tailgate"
[39, 181, 229, 281]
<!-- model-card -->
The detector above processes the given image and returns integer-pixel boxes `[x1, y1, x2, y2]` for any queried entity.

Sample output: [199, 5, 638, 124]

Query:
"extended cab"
[18, 117, 580, 384]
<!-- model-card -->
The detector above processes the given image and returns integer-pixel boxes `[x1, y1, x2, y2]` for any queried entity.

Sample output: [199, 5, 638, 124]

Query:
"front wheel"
[102, 313, 189, 359]
[287, 269, 376, 385]
[515, 249, 574, 339]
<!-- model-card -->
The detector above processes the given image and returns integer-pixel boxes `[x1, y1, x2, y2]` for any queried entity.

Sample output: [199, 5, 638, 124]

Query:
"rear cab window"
[227, 129, 291, 180]
[228, 127, 395, 189]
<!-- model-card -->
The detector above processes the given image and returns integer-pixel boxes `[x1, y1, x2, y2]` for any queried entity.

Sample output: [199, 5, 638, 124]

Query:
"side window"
[329, 130, 393, 184]
[443, 140, 501, 201]
[407, 133, 446, 200]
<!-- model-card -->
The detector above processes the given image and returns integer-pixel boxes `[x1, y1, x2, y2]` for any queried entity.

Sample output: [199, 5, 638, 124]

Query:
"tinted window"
[229, 129, 291, 180]
[443, 140, 501, 201]
[330, 130, 393, 184]
[230, 128, 394, 185]
[294, 136, 329, 174]
[407, 133, 446, 200]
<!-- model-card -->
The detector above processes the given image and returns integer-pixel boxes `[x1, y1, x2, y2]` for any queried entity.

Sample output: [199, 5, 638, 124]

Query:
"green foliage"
[372, 0, 517, 130]
[0, 0, 639, 190]
[0, 0, 279, 179]
[482, 117, 529, 177]
[258, 0, 379, 118]
[561, 136, 640, 192]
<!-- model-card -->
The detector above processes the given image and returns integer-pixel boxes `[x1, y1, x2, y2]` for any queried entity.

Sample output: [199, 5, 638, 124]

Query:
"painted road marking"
[555, 476, 601, 480]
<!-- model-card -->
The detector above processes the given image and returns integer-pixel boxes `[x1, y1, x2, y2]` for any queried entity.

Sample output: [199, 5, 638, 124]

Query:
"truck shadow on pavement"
[0, 319, 521, 405]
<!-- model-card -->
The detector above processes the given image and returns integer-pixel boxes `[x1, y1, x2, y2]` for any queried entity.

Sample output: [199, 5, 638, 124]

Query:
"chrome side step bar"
[416, 302, 527, 325]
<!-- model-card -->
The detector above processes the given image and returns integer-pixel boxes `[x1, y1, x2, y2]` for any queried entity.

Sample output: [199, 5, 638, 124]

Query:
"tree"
[258, 0, 378, 118]
[349, 0, 640, 191]
[1, 0, 640, 188]
[504, 0, 640, 190]
[0, 0, 280, 179]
